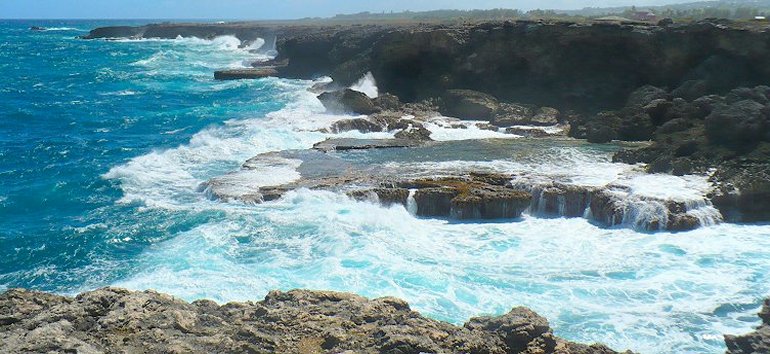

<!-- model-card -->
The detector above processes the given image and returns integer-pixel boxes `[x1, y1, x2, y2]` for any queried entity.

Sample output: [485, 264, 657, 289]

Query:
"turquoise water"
[1, 20, 770, 354]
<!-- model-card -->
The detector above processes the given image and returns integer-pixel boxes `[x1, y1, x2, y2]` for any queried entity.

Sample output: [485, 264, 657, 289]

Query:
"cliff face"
[0, 287, 631, 354]
[84, 20, 770, 113]
[281, 21, 770, 113]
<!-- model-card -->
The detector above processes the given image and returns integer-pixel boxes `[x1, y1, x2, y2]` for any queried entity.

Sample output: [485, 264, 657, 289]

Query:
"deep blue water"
[1, 20, 770, 354]
[0, 20, 284, 291]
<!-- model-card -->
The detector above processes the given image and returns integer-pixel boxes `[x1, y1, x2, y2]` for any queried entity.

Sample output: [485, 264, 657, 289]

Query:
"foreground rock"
[0, 287, 632, 354]
[214, 67, 278, 80]
[725, 298, 770, 354]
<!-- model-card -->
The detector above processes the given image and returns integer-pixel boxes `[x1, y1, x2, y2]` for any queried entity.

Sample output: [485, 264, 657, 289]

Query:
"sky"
[0, 0, 690, 20]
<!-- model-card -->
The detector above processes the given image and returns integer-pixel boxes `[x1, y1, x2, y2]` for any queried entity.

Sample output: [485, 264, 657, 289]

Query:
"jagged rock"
[705, 99, 768, 150]
[329, 118, 385, 133]
[617, 107, 655, 141]
[531, 107, 561, 126]
[372, 93, 402, 111]
[491, 103, 535, 127]
[528, 183, 594, 217]
[348, 188, 409, 206]
[711, 163, 770, 223]
[214, 67, 278, 80]
[588, 188, 709, 232]
[398, 176, 532, 219]
[585, 112, 622, 143]
[394, 125, 432, 141]
[627, 85, 669, 108]
[313, 138, 421, 152]
[440, 89, 499, 120]
[672, 79, 710, 101]
[318, 89, 381, 115]
[725, 298, 770, 354]
[0, 287, 633, 354]
[656, 117, 692, 135]
[505, 127, 558, 138]
[643, 98, 674, 123]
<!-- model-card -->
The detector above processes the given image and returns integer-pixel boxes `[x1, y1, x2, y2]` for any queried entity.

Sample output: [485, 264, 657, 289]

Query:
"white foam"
[349, 71, 378, 98]
[42, 27, 86, 32]
[114, 188, 770, 354]
[103, 78, 393, 209]
[423, 117, 514, 141]
[204, 157, 302, 202]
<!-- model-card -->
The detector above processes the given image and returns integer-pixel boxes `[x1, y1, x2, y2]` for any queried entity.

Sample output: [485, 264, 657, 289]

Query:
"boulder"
[318, 89, 381, 115]
[531, 107, 561, 125]
[491, 103, 534, 127]
[672, 80, 710, 101]
[626, 85, 669, 108]
[710, 163, 770, 223]
[617, 108, 655, 141]
[329, 118, 385, 133]
[705, 99, 768, 150]
[440, 89, 499, 120]
[585, 112, 622, 143]
[372, 93, 402, 111]
[394, 125, 432, 141]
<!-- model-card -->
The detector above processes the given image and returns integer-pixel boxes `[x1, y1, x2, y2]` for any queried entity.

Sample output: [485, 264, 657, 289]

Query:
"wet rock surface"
[313, 138, 425, 152]
[213, 67, 278, 80]
[604, 85, 770, 222]
[0, 287, 633, 354]
[725, 299, 770, 354]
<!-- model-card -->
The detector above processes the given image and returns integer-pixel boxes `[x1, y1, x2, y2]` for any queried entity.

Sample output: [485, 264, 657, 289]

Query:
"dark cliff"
[85, 20, 770, 113]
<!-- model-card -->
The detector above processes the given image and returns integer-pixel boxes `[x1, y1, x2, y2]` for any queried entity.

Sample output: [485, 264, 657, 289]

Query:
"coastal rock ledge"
[0, 287, 632, 354]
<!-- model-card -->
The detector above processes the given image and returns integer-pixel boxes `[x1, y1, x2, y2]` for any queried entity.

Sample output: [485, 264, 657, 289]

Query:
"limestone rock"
[0, 287, 634, 354]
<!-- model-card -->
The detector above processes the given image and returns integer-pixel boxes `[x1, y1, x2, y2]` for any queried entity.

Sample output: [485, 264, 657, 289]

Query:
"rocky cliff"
[85, 20, 770, 113]
[0, 287, 632, 354]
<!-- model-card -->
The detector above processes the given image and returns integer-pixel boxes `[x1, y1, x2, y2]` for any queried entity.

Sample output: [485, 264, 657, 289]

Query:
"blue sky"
[1, 0, 687, 19]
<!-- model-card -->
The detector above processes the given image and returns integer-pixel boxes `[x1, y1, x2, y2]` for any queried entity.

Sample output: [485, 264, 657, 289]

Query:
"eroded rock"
[0, 287, 634, 354]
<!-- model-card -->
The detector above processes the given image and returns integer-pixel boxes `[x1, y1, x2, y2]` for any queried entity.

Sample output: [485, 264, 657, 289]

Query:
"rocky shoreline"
[83, 18, 770, 226]
[74, 18, 770, 353]
[0, 287, 632, 354]
[2, 287, 768, 353]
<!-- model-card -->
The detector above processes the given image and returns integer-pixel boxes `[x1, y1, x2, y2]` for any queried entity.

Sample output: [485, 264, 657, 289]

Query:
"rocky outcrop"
[318, 89, 381, 115]
[605, 85, 770, 222]
[0, 287, 633, 354]
[440, 89, 500, 120]
[725, 298, 770, 354]
[86, 20, 770, 114]
[313, 138, 424, 152]
[213, 67, 278, 80]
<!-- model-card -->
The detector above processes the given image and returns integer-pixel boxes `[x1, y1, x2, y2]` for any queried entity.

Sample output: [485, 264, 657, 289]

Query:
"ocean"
[1, 19, 769, 353]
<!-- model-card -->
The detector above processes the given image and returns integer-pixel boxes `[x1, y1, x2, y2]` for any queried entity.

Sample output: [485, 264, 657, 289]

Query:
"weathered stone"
[214, 67, 278, 80]
[0, 287, 633, 354]
[491, 103, 534, 127]
[705, 99, 768, 150]
[313, 138, 422, 152]
[318, 89, 381, 115]
[531, 107, 561, 126]
[626, 85, 669, 108]
[440, 89, 499, 120]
